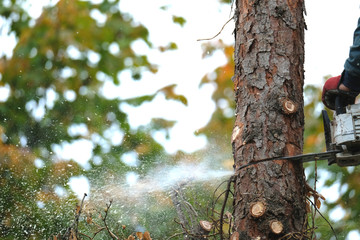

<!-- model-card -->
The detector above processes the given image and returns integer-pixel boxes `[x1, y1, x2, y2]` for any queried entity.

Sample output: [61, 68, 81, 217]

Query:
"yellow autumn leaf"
[316, 198, 321, 209]
[75, 205, 81, 215]
[136, 232, 143, 239]
[86, 215, 92, 224]
[143, 231, 152, 240]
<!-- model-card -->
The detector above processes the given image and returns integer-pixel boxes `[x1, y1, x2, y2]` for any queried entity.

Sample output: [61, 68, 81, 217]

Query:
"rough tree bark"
[232, 0, 308, 239]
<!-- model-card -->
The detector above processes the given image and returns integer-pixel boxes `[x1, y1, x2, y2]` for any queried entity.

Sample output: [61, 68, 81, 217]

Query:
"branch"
[166, 232, 184, 240]
[312, 159, 318, 240]
[175, 189, 198, 231]
[63, 193, 87, 239]
[306, 197, 338, 240]
[102, 200, 119, 240]
[85, 226, 106, 240]
[79, 232, 93, 240]
[278, 227, 316, 240]
[75, 193, 88, 237]
[220, 175, 235, 240]
[170, 187, 190, 239]
[210, 179, 230, 218]
[173, 219, 219, 239]
[197, 17, 234, 41]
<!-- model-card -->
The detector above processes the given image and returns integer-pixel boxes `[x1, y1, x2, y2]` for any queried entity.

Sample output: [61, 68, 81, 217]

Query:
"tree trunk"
[232, 0, 307, 239]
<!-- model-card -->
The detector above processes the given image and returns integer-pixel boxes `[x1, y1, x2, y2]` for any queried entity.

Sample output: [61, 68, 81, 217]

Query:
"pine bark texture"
[232, 0, 307, 239]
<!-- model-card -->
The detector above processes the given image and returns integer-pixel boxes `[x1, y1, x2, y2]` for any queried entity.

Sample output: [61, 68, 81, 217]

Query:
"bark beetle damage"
[232, 0, 307, 239]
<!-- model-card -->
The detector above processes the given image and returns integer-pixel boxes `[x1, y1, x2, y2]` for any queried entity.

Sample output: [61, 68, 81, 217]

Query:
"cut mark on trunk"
[249, 201, 266, 218]
[199, 220, 212, 232]
[269, 220, 283, 234]
[281, 98, 297, 114]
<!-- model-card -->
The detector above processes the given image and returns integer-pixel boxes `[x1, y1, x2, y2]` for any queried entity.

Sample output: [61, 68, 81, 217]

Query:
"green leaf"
[158, 84, 188, 106]
[123, 94, 156, 106]
[168, 42, 178, 50]
[150, 118, 176, 130]
[158, 42, 178, 52]
[172, 15, 186, 27]
[160, 5, 169, 11]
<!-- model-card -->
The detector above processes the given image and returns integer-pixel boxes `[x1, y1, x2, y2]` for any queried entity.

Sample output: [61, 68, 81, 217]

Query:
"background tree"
[231, 0, 308, 238]
[0, 0, 185, 238]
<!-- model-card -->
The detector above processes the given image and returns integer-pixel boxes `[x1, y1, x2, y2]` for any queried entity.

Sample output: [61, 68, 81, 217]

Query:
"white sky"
[305, 0, 360, 85]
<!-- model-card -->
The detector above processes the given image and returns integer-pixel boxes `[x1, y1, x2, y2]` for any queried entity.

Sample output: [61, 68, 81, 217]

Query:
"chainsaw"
[235, 95, 360, 171]
[282, 95, 360, 167]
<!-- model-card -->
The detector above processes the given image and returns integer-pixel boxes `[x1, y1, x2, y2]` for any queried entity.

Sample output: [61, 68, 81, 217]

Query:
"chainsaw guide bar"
[280, 150, 342, 164]
[236, 101, 360, 171]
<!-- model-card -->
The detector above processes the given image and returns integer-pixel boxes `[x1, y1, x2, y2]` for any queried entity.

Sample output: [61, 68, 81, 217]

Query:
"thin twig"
[170, 187, 190, 239]
[166, 232, 185, 240]
[220, 175, 235, 240]
[92, 220, 103, 229]
[210, 179, 230, 218]
[90, 227, 106, 239]
[62, 193, 87, 239]
[174, 218, 195, 237]
[214, 190, 228, 209]
[197, 17, 234, 41]
[174, 187, 198, 231]
[75, 193, 88, 237]
[278, 227, 315, 240]
[173, 218, 220, 239]
[306, 197, 338, 240]
[301, 214, 310, 240]
[79, 232, 92, 239]
[183, 200, 199, 231]
[184, 200, 198, 217]
[311, 159, 318, 240]
[102, 200, 119, 240]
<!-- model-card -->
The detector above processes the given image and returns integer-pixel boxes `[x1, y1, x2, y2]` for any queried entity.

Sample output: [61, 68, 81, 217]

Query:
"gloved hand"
[322, 73, 358, 110]
[322, 75, 342, 110]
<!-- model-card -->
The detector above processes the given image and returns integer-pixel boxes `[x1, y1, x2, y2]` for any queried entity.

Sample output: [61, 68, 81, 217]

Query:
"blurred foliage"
[188, 39, 236, 175]
[172, 16, 186, 27]
[199, 40, 234, 144]
[158, 42, 178, 52]
[303, 79, 331, 154]
[0, 0, 186, 238]
[0, 126, 79, 238]
[124, 84, 187, 107]
[218, 0, 233, 4]
[0, 0, 31, 38]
